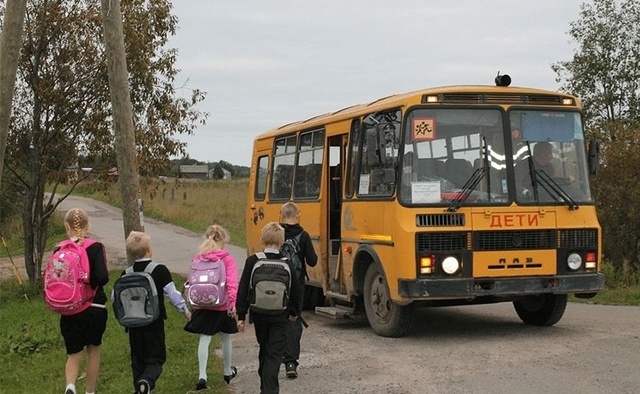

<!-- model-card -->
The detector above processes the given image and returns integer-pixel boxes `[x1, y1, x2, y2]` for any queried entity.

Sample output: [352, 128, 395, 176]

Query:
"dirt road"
[3, 196, 640, 393]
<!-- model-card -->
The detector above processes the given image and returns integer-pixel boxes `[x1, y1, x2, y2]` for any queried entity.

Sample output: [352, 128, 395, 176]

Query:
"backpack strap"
[125, 262, 158, 275]
[255, 252, 267, 260]
[144, 262, 159, 274]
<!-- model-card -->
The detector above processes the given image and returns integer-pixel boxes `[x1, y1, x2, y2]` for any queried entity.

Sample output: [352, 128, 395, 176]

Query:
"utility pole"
[100, 0, 142, 262]
[0, 0, 27, 200]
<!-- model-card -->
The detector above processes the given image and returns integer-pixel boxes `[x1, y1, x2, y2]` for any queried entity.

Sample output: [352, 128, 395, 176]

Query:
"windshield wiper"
[447, 137, 490, 212]
[533, 170, 579, 210]
[447, 167, 486, 212]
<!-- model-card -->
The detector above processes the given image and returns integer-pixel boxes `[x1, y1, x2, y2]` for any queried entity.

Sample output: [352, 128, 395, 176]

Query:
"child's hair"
[126, 231, 151, 259]
[64, 208, 89, 243]
[261, 222, 284, 248]
[280, 202, 299, 221]
[198, 224, 230, 254]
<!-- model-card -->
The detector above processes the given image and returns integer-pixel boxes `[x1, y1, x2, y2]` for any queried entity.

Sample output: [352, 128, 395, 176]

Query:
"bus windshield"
[399, 108, 593, 206]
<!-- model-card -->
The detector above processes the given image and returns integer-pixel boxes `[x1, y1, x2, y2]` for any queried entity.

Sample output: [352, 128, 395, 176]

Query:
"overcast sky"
[168, 0, 584, 167]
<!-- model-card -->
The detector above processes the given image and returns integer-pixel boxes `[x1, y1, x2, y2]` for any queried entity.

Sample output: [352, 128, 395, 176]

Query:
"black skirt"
[60, 306, 108, 354]
[184, 309, 239, 335]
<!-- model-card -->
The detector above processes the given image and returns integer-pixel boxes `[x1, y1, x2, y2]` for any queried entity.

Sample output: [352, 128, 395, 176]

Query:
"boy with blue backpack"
[279, 202, 317, 379]
[115, 231, 191, 394]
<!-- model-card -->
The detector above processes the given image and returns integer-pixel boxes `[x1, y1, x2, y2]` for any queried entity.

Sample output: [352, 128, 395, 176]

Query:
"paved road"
[56, 195, 640, 394]
[57, 195, 247, 275]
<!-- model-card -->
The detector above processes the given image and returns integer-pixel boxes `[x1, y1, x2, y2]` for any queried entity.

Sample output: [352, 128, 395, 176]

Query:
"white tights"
[198, 333, 233, 380]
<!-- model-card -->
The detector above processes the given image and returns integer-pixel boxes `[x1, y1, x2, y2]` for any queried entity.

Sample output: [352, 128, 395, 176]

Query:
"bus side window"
[272, 164, 293, 199]
[305, 163, 322, 197]
[255, 155, 269, 201]
[294, 163, 322, 198]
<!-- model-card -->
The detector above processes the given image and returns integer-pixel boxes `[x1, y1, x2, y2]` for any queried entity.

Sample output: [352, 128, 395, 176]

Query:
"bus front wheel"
[513, 293, 567, 326]
[363, 264, 413, 337]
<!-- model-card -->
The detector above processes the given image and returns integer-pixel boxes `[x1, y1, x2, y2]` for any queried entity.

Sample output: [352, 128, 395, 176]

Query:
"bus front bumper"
[397, 273, 605, 299]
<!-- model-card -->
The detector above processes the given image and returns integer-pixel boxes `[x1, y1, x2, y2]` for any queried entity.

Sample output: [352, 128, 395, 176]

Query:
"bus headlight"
[441, 256, 461, 275]
[567, 253, 582, 271]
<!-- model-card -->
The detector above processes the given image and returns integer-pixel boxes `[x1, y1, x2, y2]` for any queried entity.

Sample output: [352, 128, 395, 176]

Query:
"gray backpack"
[249, 252, 292, 314]
[113, 263, 160, 328]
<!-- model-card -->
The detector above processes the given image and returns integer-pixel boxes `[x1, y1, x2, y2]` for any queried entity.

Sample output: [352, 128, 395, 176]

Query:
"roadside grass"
[65, 178, 249, 247]
[1, 210, 67, 257]
[0, 271, 229, 394]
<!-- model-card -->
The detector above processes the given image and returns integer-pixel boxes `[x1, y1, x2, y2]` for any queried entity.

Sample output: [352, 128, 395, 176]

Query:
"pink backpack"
[184, 254, 229, 310]
[43, 238, 96, 315]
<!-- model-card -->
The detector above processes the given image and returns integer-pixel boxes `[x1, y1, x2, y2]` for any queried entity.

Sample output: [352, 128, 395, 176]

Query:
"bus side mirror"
[588, 139, 600, 175]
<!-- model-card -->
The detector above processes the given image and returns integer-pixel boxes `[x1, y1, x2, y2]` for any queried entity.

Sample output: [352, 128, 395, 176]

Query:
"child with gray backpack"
[236, 222, 302, 394]
[113, 231, 191, 394]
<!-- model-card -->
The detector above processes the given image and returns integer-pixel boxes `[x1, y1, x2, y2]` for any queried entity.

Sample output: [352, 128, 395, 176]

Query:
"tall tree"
[0, 0, 27, 198]
[101, 0, 143, 259]
[0, 0, 207, 284]
[552, 0, 640, 126]
[552, 0, 640, 277]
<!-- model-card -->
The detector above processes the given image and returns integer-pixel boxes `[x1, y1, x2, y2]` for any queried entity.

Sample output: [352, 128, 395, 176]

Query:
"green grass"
[66, 178, 249, 247]
[1, 210, 68, 257]
[0, 272, 229, 394]
[571, 286, 640, 305]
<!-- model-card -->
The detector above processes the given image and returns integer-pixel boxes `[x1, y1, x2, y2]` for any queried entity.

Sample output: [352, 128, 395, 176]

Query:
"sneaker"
[285, 362, 298, 379]
[195, 378, 207, 391]
[136, 379, 150, 394]
[65, 390, 75, 394]
[223, 366, 238, 384]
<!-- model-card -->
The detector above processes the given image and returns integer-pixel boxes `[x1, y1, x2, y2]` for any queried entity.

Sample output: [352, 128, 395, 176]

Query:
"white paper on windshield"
[359, 174, 370, 195]
[412, 181, 441, 203]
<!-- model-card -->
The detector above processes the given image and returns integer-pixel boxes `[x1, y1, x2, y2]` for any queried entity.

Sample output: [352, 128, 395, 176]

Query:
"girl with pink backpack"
[184, 224, 239, 390]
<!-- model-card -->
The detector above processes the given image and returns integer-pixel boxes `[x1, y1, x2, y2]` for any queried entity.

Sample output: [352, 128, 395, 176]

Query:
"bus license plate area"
[473, 250, 556, 277]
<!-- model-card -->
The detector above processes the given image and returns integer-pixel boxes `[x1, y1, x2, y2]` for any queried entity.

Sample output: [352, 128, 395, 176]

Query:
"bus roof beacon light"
[495, 72, 511, 87]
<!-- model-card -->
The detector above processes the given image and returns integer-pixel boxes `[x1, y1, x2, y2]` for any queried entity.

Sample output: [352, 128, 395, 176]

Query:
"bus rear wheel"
[513, 293, 567, 326]
[363, 264, 413, 337]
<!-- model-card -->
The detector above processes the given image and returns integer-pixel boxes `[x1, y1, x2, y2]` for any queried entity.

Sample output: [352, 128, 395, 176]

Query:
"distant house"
[180, 164, 209, 180]
[207, 167, 232, 180]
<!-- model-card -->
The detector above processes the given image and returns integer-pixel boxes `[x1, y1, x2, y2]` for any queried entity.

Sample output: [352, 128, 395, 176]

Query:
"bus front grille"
[559, 228, 598, 248]
[473, 230, 557, 251]
[416, 213, 465, 227]
[416, 232, 469, 251]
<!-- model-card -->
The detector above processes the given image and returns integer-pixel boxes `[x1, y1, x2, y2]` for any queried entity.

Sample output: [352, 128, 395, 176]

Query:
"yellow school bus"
[246, 75, 604, 337]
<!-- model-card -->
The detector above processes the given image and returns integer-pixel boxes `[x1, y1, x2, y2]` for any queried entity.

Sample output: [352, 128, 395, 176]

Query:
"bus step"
[325, 290, 349, 301]
[315, 305, 355, 320]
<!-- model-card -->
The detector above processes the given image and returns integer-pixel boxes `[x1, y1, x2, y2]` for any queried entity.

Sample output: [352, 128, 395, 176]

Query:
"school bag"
[43, 238, 97, 315]
[112, 263, 160, 328]
[249, 252, 292, 314]
[184, 254, 229, 310]
[280, 232, 303, 275]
